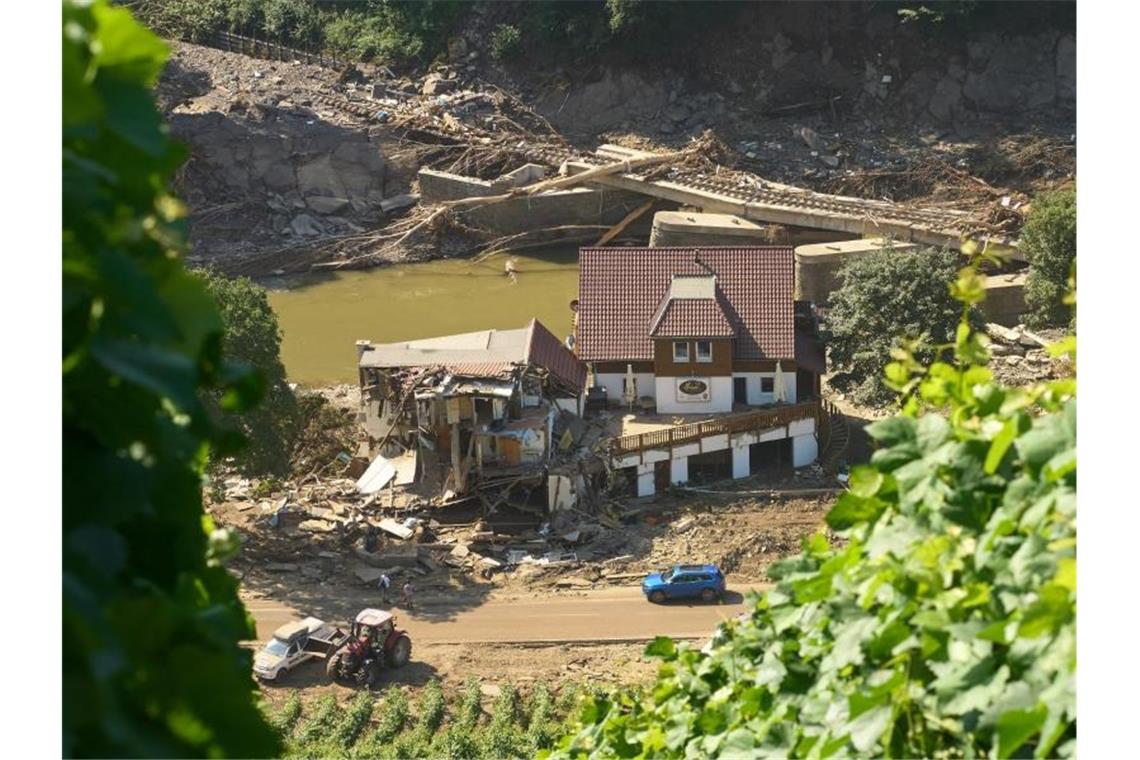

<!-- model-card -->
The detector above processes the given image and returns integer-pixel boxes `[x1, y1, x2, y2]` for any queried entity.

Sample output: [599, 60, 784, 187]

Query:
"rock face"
[169, 110, 388, 230]
[536, 68, 669, 134]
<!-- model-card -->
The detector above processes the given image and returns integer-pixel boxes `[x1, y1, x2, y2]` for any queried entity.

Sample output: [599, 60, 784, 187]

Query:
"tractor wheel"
[700, 588, 717, 603]
[649, 590, 666, 604]
[387, 635, 412, 668]
[325, 651, 344, 683]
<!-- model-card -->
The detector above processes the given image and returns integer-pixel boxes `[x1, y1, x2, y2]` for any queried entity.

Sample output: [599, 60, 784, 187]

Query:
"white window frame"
[695, 340, 713, 363]
[673, 341, 689, 362]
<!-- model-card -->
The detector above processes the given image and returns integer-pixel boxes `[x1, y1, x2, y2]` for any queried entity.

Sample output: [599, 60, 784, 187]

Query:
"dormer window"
[695, 340, 712, 362]
[673, 341, 689, 362]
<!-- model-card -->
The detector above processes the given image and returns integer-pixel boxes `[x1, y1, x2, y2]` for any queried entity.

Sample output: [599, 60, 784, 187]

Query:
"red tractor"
[326, 608, 412, 688]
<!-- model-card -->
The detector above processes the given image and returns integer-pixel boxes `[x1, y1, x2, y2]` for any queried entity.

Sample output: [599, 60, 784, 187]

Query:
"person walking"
[400, 580, 415, 610]
[377, 573, 391, 605]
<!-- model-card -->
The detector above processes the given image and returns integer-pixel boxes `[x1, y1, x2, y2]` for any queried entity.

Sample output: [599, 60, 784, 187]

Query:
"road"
[245, 585, 761, 645]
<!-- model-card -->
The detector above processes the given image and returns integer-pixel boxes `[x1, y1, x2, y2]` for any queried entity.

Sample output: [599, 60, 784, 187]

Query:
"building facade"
[576, 246, 812, 414]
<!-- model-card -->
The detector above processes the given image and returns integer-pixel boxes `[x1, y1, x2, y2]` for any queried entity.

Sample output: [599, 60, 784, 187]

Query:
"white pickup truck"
[253, 617, 349, 681]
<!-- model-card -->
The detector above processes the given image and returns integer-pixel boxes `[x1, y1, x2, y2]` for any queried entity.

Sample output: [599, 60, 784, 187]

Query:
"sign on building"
[675, 377, 711, 402]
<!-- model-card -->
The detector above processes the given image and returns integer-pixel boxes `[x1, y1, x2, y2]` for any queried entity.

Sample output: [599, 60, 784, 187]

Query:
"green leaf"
[720, 728, 755, 756]
[826, 491, 887, 530]
[848, 466, 884, 498]
[644, 637, 677, 661]
[995, 705, 1047, 759]
[866, 416, 916, 447]
[985, 418, 1019, 474]
[847, 705, 893, 753]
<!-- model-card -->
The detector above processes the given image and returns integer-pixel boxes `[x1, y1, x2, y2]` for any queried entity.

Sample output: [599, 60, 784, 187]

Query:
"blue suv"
[642, 564, 726, 604]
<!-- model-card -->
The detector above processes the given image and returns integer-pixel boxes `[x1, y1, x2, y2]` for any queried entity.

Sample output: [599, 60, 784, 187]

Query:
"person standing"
[401, 580, 415, 610]
[377, 573, 391, 605]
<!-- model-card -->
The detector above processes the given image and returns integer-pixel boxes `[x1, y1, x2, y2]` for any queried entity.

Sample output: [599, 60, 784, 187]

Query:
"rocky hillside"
[155, 2, 1075, 274]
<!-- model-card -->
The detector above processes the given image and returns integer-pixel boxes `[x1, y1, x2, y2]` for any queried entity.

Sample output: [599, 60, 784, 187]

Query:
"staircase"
[817, 398, 850, 476]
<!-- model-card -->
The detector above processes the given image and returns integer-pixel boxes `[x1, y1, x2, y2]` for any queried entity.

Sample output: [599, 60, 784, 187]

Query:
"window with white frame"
[673, 341, 689, 362]
[695, 340, 712, 362]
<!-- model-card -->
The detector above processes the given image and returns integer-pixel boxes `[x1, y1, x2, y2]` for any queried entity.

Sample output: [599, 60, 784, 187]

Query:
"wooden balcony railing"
[606, 401, 822, 458]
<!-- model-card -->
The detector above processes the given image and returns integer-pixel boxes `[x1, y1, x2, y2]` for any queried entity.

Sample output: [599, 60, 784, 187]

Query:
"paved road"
[245, 585, 761, 645]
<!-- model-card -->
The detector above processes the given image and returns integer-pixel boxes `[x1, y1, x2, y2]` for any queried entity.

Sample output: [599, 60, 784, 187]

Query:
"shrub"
[480, 685, 525, 758]
[552, 263, 1076, 757]
[825, 246, 966, 406]
[352, 689, 409, 758]
[490, 23, 522, 60]
[195, 270, 299, 476]
[294, 694, 342, 748]
[334, 692, 375, 749]
[1021, 187, 1076, 328]
[455, 678, 484, 731]
[525, 683, 558, 752]
[415, 679, 447, 739]
[272, 694, 304, 736]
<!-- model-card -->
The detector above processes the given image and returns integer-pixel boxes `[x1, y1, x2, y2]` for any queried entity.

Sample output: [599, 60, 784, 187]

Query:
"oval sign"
[679, 379, 708, 395]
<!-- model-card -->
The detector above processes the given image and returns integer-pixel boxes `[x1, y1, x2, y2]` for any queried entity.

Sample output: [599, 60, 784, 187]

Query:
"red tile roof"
[576, 247, 795, 361]
[649, 297, 735, 337]
[525, 319, 587, 391]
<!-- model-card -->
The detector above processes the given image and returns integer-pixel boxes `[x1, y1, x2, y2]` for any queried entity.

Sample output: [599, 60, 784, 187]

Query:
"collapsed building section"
[355, 319, 585, 512]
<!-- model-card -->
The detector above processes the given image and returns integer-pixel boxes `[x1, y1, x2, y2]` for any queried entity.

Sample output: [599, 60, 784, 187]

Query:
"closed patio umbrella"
[774, 361, 786, 403]
[624, 363, 637, 407]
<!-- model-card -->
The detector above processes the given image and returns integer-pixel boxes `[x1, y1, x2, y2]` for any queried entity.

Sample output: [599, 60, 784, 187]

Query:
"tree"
[196, 270, 298, 476]
[1022, 188, 1076, 328]
[63, 1, 278, 755]
[826, 246, 964, 406]
[553, 266, 1076, 758]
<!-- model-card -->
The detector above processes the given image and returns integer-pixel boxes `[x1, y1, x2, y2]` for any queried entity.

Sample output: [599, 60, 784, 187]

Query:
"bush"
[416, 679, 447, 739]
[196, 270, 299, 475]
[272, 694, 304, 736]
[352, 689, 409, 758]
[294, 694, 342, 748]
[826, 246, 966, 406]
[1021, 188, 1076, 328]
[525, 683, 558, 752]
[322, 9, 424, 63]
[490, 23, 522, 60]
[334, 692, 375, 749]
[553, 263, 1076, 758]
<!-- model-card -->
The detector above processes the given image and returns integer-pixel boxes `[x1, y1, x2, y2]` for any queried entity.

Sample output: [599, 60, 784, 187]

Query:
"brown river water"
[266, 248, 580, 385]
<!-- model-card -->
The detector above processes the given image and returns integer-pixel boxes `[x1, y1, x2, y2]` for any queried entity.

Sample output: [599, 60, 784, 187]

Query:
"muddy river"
[266, 248, 579, 385]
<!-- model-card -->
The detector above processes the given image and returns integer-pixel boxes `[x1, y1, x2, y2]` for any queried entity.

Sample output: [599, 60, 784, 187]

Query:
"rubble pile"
[984, 322, 1072, 386]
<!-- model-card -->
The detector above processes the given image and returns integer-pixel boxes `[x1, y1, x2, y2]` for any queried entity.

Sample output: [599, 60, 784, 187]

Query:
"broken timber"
[556, 145, 1020, 258]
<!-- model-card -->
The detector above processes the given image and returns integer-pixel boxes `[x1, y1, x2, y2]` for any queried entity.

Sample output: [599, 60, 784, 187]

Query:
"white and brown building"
[575, 246, 827, 495]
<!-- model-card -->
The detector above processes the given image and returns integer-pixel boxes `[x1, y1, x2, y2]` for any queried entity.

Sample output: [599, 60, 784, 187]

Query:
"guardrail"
[208, 31, 348, 70]
[606, 401, 820, 458]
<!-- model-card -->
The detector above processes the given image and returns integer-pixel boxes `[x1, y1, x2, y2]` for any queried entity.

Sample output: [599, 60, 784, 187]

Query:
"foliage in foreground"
[1021, 187, 1076, 329]
[62, 0, 277, 755]
[826, 246, 966, 406]
[553, 265, 1076, 758]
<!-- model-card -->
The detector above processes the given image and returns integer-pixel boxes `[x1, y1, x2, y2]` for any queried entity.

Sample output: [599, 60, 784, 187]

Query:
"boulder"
[422, 73, 458, 95]
[297, 155, 346, 198]
[306, 195, 351, 215]
[290, 213, 323, 237]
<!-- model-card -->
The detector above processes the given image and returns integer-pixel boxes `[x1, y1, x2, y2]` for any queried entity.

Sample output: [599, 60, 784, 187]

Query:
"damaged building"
[355, 319, 586, 510]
